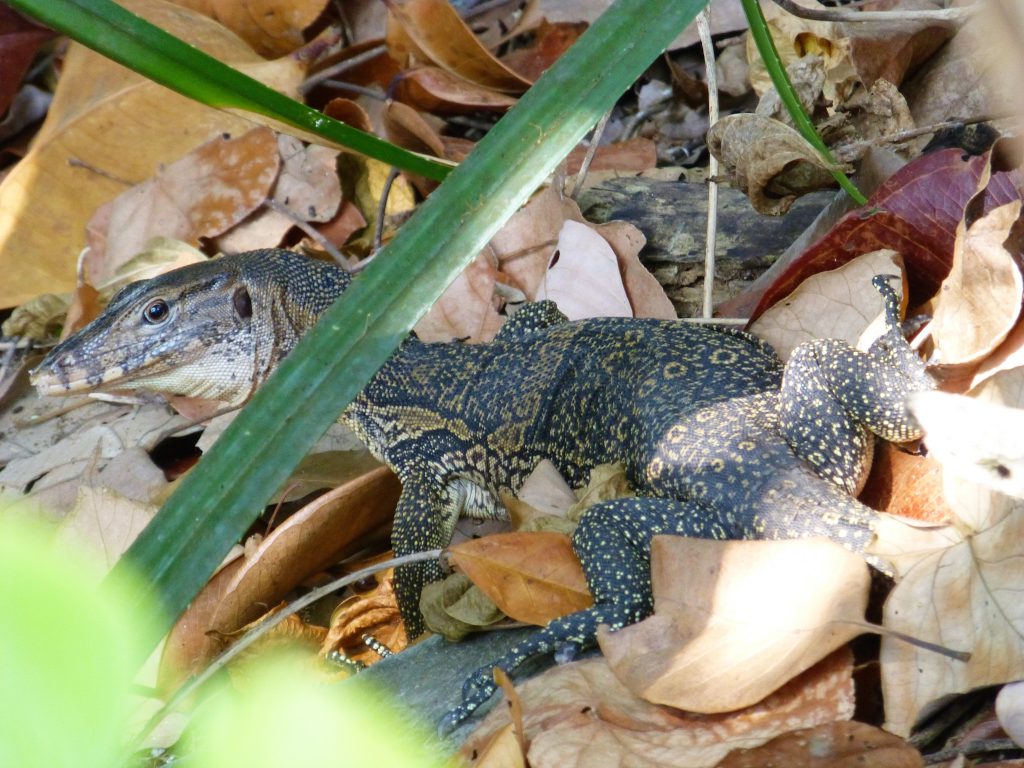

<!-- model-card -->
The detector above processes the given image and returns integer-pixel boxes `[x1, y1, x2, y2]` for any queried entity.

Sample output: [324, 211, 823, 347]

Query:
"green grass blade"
[5, 0, 452, 181]
[741, 0, 867, 204]
[109, 0, 712, 650]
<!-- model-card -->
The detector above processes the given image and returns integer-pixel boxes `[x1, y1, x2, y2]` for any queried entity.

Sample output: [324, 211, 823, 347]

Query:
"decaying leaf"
[707, 114, 843, 215]
[384, 0, 531, 93]
[421, 572, 505, 640]
[930, 201, 1023, 369]
[462, 650, 855, 768]
[881, 507, 1024, 736]
[717, 720, 923, 768]
[449, 531, 592, 627]
[158, 466, 400, 687]
[54, 486, 158, 571]
[86, 128, 281, 278]
[169, 0, 331, 57]
[750, 249, 904, 361]
[599, 537, 869, 714]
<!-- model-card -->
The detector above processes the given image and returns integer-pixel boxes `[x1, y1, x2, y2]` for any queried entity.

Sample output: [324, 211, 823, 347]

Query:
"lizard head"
[31, 250, 350, 407]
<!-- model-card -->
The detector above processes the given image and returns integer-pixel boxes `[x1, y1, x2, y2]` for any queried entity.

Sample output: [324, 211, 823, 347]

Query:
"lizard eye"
[142, 299, 170, 325]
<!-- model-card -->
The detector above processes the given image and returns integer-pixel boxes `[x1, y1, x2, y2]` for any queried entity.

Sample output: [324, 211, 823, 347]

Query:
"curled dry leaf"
[750, 249, 903, 361]
[414, 251, 505, 343]
[504, 458, 578, 526]
[158, 466, 400, 687]
[87, 127, 281, 277]
[707, 114, 842, 215]
[717, 720, 923, 768]
[393, 66, 518, 115]
[996, 681, 1024, 749]
[930, 200, 1023, 368]
[462, 649, 855, 768]
[323, 562, 407, 664]
[421, 572, 505, 640]
[449, 531, 592, 627]
[384, 0, 531, 93]
[881, 505, 1024, 736]
[599, 537, 869, 714]
[0, 0, 304, 307]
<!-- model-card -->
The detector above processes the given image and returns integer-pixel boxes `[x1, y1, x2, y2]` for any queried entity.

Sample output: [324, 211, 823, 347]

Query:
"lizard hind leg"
[441, 496, 717, 731]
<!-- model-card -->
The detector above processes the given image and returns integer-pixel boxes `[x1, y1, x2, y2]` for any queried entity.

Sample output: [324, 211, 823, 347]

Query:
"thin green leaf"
[741, 0, 867, 205]
[108, 0, 712, 652]
[5, 0, 452, 181]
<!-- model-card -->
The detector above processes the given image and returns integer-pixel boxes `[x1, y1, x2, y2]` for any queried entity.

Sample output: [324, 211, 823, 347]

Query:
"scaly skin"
[32, 250, 933, 730]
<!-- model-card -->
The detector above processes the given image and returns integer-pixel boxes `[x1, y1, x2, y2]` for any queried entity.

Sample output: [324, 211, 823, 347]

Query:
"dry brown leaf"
[170, 0, 331, 56]
[86, 127, 280, 276]
[868, 513, 964, 582]
[462, 649, 856, 768]
[158, 466, 400, 687]
[859, 441, 954, 523]
[499, 19, 586, 81]
[707, 114, 842, 215]
[594, 219, 677, 320]
[393, 66, 518, 114]
[750, 249, 904, 361]
[449, 531, 592, 626]
[535, 220, 632, 319]
[414, 251, 505, 342]
[216, 133, 342, 253]
[0, 0, 304, 307]
[384, 0, 531, 93]
[323, 563, 407, 663]
[881, 507, 1024, 736]
[716, 720, 924, 768]
[930, 201, 1023, 368]
[600, 537, 869, 713]
[471, 723, 527, 768]
[421, 571, 505, 639]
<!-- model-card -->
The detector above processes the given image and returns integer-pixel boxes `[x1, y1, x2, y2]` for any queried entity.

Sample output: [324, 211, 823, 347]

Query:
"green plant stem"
[741, 0, 867, 204]
[4, 0, 453, 180]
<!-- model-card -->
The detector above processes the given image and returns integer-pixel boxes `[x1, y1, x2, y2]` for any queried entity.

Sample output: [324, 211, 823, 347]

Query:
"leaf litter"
[2, 0, 1024, 765]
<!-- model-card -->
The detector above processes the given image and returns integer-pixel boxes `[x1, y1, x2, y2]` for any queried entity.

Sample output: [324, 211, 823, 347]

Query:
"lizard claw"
[436, 665, 502, 736]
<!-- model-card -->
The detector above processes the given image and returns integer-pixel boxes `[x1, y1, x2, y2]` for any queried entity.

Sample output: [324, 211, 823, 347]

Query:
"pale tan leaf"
[912, 389, 1024, 501]
[55, 486, 158, 571]
[996, 681, 1024, 749]
[505, 458, 577, 526]
[931, 201, 1023, 368]
[868, 514, 964, 582]
[414, 251, 504, 342]
[595, 220, 676, 320]
[472, 723, 526, 768]
[750, 249, 904, 361]
[599, 537, 869, 713]
[881, 508, 1024, 736]
[462, 650, 855, 768]
[535, 220, 632, 320]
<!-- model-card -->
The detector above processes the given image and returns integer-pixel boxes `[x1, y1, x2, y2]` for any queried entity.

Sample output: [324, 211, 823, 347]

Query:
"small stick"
[570, 108, 613, 199]
[698, 7, 719, 320]
[770, 0, 978, 23]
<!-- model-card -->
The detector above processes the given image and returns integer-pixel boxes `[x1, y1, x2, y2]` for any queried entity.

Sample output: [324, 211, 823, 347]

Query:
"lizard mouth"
[29, 358, 127, 397]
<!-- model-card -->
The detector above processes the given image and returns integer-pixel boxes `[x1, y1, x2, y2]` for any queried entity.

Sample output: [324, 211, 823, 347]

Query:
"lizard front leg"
[391, 473, 462, 638]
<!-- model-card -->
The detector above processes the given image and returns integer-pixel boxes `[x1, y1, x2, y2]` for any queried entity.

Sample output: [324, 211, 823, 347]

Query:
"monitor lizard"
[30, 248, 933, 727]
